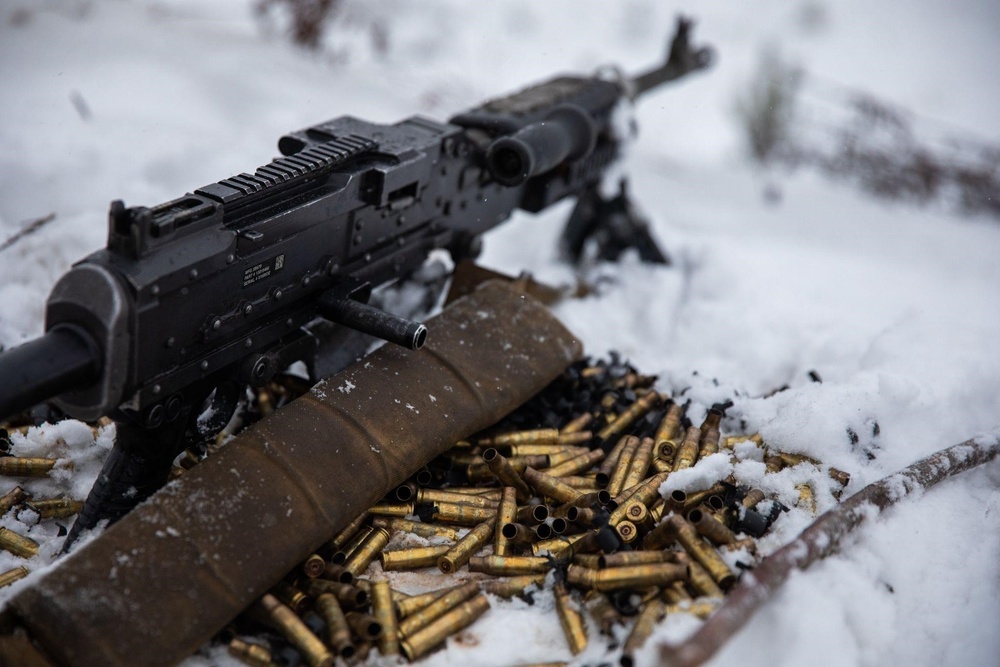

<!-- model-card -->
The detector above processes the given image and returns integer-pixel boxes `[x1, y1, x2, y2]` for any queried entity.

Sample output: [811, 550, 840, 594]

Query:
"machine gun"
[0, 18, 712, 546]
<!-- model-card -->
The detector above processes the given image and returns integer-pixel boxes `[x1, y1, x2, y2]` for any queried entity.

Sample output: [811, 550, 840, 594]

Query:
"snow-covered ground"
[1, 1, 998, 665]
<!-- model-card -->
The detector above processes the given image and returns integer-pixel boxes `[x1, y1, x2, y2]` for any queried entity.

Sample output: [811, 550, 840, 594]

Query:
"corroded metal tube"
[370, 580, 400, 657]
[438, 520, 493, 574]
[10, 281, 582, 667]
[255, 594, 333, 667]
[554, 581, 587, 655]
[400, 594, 490, 661]
[314, 593, 355, 659]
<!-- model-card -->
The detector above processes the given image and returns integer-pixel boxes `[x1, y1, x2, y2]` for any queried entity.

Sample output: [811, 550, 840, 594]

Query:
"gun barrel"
[485, 105, 596, 187]
[0, 327, 101, 420]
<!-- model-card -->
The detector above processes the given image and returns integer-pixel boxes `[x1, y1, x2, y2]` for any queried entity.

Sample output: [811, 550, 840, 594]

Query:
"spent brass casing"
[430, 501, 497, 526]
[642, 518, 676, 551]
[665, 598, 722, 619]
[609, 472, 669, 525]
[482, 449, 533, 502]
[557, 475, 601, 490]
[531, 532, 593, 559]
[665, 489, 687, 514]
[414, 488, 499, 509]
[553, 581, 588, 655]
[829, 467, 851, 487]
[655, 401, 684, 446]
[722, 433, 764, 449]
[256, 594, 333, 667]
[398, 581, 479, 638]
[797, 483, 816, 513]
[371, 516, 462, 541]
[573, 554, 603, 569]
[627, 471, 672, 508]
[597, 391, 661, 441]
[741, 488, 766, 509]
[469, 454, 549, 482]
[502, 522, 535, 546]
[305, 579, 369, 609]
[673, 426, 702, 471]
[568, 506, 598, 528]
[329, 511, 369, 553]
[561, 413, 594, 434]
[370, 579, 400, 656]
[698, 410, 723, 458]
[494, 487, 518, 557]
[615, 520, 638, 544]
[331, 523, 369, 565]
[598, 550, 675, 569]
[650, 456, 674, 474]
[658, 439, 679, 462]
[721, 537, 758, 554]
[314, 593, 355, 658]
[394, 586, 461, 619]
[545, 448, 605, 478]
[484, 428, 559, 447]
[302, 553, 326, 578]
[477, 574, 546, 598]
[227, 638, 273, 667]
[777, 451, 820, 468]
[688, 508, 737, 545]
[605, 436, 640, 496]
[546, 448, 589, 467]
[566, 562, 688, 591]
[558, 430, 594, 445]
[271, 581, 309, 614]
[668, 515, 735, 589]
[566, 489, 612, 509]
[585, 590, 621, 635]
[522, 467, 582, 504]
[343, 527, 390, 577]
[597, 435, 632, 478]
[508, 444, 587, 457]
[381, 545, 452, 571]
[433, 486, 501, 497]
[0, 457, 59, 478]
[345, 612, 383, 641]
[663, 580, 693, 604]
[0, 486, 26, 515]
[0, 527, 39, 559]
[764, 452, 784, 473]
[483, 429, 560, 446]
[621, 599, 666, 666]
[319, 562, 353, 584]
[673, 552, 724, 598]
[438, 520, 493, 573]
[621, 437, 655, 492]
[468, 555, 551, 576]
[649, 498, 666, 523]
[0, 565, 29, 588]
[367, 502, 415, 518]
[400, 594, 490, 661]
[516, 504, 548, 525]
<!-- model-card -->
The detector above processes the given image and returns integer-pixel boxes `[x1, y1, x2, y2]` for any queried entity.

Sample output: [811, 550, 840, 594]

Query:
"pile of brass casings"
[222, 358, 849, 666]
[0, 456, 85, 588]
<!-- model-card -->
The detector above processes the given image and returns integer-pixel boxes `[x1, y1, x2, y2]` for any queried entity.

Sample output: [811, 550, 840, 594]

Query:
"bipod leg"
[62, 416, 187, 550]
[559, 179, 670, 265]
[61, 383, 234, 551]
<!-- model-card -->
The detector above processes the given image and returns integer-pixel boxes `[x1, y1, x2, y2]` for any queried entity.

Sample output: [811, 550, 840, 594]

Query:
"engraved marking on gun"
[242, 254, 285, 288]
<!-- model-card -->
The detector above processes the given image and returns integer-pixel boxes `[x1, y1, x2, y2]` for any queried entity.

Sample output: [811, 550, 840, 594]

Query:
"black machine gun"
[0, 19, 712, 546]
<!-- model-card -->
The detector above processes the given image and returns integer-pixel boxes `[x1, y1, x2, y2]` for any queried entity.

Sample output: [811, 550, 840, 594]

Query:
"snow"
[1, 1, 999, 666]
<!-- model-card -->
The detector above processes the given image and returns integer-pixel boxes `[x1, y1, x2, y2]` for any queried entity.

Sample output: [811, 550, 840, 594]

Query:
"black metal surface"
[0, 326, 99, 419]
